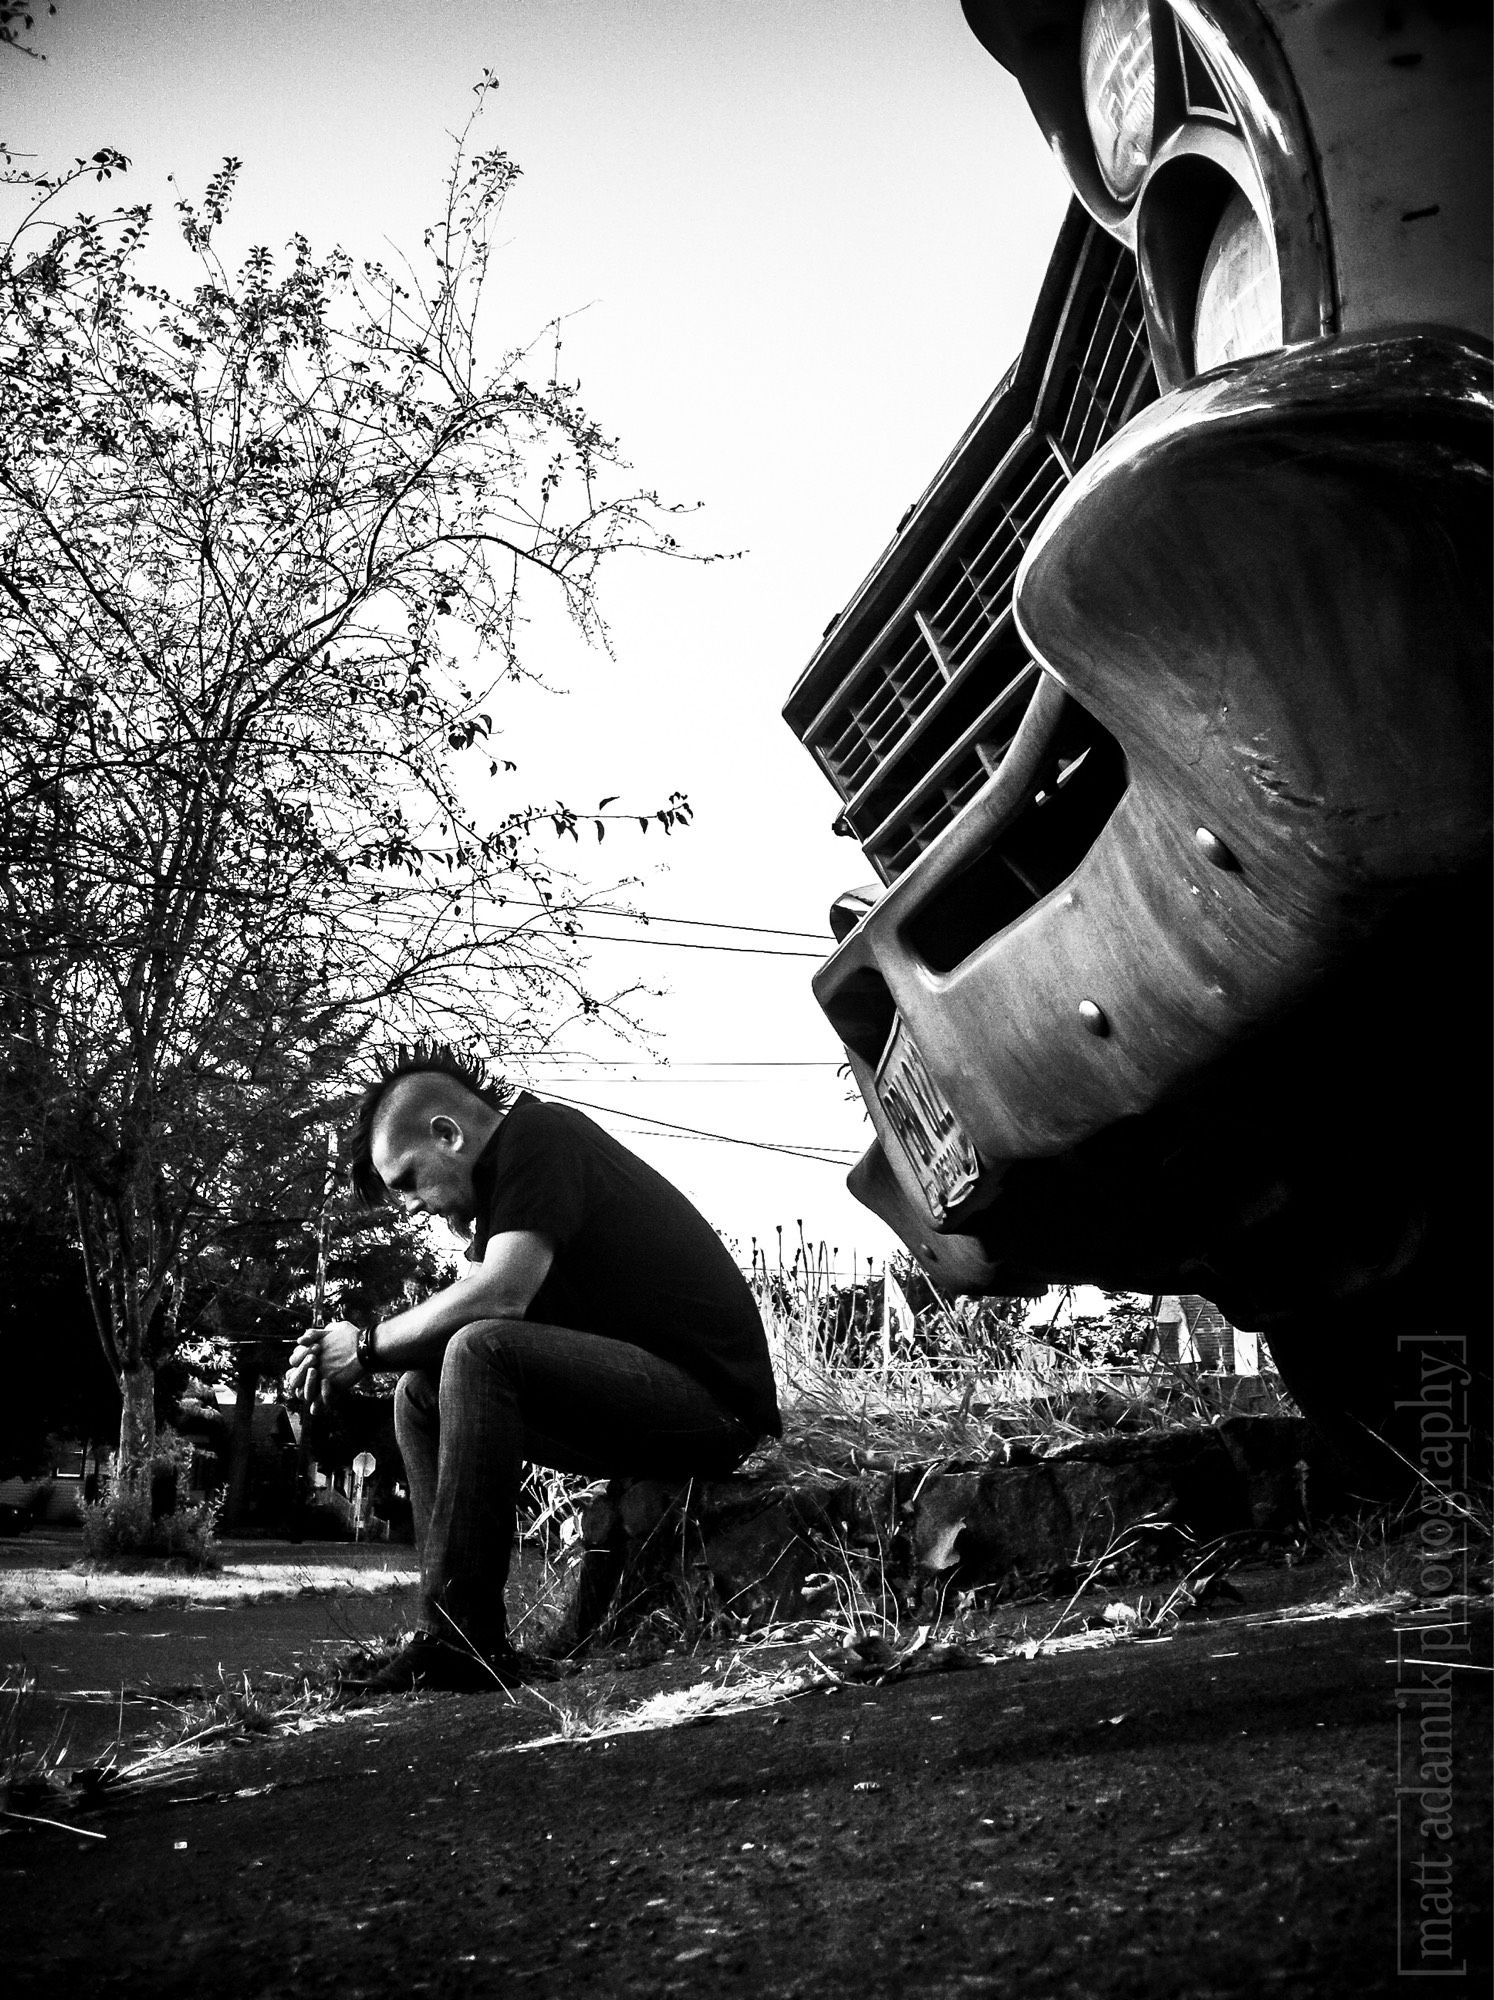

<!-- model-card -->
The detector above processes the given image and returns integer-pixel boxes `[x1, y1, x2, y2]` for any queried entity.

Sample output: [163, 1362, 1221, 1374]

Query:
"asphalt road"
[1, 1533, 421, 1769]
[3, 1596, 1489, 1998]
[3, 1587, 422, 1765]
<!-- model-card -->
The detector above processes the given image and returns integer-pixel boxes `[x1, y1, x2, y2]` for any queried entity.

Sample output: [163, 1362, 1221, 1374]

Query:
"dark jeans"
[393, 1318, 758, 1651]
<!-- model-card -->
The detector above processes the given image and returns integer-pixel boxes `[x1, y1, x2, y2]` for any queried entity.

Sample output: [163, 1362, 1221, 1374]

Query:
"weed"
[522, 1679, 620, 1740]
[1312, 1495, 1492, 1605]
[507, 1538, 587, 1651]
[802, 1515, 900, 1640]
[517, 1467, 606, 1555]
[95, 1666, 367, 1796]
[0, 1670, 75, 1820]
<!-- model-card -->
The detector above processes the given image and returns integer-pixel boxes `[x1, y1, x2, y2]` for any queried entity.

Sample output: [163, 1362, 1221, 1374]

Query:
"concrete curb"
[560, 1416, 1321, 1646]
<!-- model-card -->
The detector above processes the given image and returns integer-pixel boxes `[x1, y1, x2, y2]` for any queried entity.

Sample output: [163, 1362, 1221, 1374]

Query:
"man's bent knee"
[439, 1318, 528, 1379]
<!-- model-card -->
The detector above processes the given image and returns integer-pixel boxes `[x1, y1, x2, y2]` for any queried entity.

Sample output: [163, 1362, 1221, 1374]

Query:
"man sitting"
[287, 1044, 780, 1690]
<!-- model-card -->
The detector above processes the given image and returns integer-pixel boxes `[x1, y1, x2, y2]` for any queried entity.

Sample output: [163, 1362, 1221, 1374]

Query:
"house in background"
[1151, 1295, 1261, 1375]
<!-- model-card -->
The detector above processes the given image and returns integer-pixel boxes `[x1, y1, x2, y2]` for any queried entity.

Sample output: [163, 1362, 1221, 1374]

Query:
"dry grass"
[1316, 1495, 1493, 1606]
[0, 1669, 85, 1831]
[512, 1656, 833, 1750]
[748, 1309, 1294, 1485]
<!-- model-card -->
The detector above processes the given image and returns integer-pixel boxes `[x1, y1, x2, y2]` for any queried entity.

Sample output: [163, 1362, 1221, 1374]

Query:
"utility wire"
[529, 930, 825, 960]
[492, 897, 834, 942]
[531, 1087, 862, 1166]
[519, 1057, 841, 1067]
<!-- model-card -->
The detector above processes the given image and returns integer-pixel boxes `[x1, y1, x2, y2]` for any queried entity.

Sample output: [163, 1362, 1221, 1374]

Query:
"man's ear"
[429, 1113, 464, 1151]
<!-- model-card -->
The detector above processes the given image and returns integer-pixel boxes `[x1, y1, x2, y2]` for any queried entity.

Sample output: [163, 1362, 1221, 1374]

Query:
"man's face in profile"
[370, 1112, 478, 1233]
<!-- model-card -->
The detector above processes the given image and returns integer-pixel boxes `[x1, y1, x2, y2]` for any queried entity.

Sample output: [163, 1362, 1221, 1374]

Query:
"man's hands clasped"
[285, 1319, 364, 1405]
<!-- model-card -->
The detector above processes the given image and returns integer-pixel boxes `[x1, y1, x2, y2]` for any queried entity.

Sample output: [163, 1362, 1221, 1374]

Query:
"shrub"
[80, 1429, 222, 1569]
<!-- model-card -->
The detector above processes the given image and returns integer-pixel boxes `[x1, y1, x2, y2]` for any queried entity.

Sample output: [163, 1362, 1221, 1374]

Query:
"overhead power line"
[543, 931, 824, 960]
[519, 1057, 841, 1068]
[532, 1087, 861, 1167]
[537, 1075, 831, 1084]
[492, 897, 833, 942]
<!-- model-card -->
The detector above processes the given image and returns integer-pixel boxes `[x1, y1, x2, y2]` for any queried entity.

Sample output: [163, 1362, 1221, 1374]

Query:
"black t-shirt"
[470, 1094, 781, 1438]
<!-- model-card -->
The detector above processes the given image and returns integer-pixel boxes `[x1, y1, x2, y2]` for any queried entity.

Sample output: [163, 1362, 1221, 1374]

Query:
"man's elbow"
[463, 1286, 535, 1326]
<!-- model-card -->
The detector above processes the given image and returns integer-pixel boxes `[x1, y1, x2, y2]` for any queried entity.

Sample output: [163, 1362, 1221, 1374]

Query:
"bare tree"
[0, 84, 696, 1479]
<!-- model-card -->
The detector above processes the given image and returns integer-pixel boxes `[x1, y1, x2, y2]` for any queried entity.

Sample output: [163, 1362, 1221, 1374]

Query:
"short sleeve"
[483, 1104, 587, 1249]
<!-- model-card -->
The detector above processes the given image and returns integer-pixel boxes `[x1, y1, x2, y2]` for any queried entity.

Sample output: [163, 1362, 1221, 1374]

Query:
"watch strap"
[356, 1323, 379, 1374]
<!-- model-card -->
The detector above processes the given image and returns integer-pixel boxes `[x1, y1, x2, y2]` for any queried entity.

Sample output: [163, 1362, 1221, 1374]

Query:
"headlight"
[1192, 188, 1283, 372]
[1080, 0, 1156, 201]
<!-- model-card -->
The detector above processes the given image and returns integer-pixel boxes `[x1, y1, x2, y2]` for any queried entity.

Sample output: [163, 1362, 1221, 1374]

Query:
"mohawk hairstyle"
[346, 1041, 513, 1207]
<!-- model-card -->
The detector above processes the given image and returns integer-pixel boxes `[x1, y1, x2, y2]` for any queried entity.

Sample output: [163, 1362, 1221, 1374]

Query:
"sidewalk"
[0, 1528, 417, 1621]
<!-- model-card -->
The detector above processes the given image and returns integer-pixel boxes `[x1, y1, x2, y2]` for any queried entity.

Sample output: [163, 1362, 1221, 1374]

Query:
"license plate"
[875, 1021, 982, 1225]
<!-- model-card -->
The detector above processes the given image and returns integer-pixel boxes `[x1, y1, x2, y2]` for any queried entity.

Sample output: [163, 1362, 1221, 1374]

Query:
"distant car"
[784, 0, 1491, 1481]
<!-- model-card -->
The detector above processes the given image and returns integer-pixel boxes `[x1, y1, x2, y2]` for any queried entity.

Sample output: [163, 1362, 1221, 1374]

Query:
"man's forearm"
[370, 1272, 529, 1371]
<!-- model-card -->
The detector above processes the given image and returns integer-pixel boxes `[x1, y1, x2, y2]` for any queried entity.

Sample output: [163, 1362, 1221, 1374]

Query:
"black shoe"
[344, 1630, 550, 1695]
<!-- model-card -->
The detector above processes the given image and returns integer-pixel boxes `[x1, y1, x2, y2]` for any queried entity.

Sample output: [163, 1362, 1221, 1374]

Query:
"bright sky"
[5, 0, 1070, 1277]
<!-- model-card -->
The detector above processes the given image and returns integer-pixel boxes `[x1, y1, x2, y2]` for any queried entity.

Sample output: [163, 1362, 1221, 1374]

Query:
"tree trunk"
[223, 1354, 259, 1534]
[71, 1172, 123, 1388]
[117, 1363, 156, 1488]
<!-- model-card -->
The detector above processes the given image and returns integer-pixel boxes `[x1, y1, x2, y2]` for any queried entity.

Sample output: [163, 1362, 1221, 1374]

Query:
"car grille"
[797, 226, 1155, 884]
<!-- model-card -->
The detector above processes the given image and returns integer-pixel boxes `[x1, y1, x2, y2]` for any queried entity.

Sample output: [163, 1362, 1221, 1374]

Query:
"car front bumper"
[819, 328, 1491, 1315]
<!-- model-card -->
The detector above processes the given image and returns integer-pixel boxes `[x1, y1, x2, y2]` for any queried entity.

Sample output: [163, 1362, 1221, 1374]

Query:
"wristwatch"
[356, 1323, 380, 1376]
